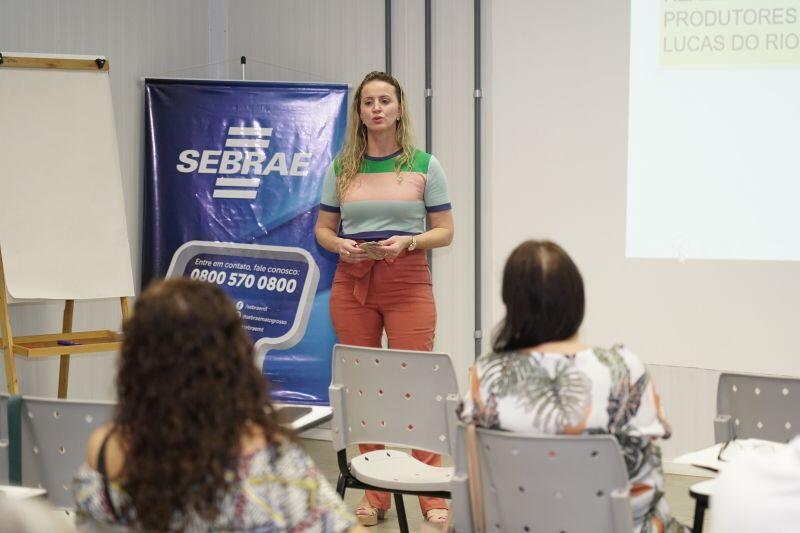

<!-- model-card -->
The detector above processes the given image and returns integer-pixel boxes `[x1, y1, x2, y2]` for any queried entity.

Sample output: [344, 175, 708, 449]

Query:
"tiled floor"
[300, 438, 712, 532]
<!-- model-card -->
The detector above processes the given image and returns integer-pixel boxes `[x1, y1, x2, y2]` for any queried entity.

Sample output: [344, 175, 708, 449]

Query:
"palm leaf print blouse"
[458, 344, 688, 533]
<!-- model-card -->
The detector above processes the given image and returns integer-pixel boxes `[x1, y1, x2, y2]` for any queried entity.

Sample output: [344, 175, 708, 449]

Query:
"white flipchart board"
[0, 53, 134, 300]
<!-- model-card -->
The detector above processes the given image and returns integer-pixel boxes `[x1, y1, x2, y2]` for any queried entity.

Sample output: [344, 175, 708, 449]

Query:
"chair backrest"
[715, 372, 800, 443]
[330, 344, 460, 456]
[0, 393, 8, 484]
[21, 396, 115, 507]
[451, 425, 633, 533]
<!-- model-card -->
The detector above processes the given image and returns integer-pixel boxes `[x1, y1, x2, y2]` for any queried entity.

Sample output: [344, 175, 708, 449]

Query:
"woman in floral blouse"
[73, 279, 361, 532]
[458, 240, 687, 533]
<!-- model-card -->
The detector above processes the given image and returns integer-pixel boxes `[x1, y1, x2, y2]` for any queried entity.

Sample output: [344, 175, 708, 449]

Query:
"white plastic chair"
[451, 425, 634, 533]
[329, 344, 460, 533]
[20, 396, 115, 507]
[715, 372, 800, 443]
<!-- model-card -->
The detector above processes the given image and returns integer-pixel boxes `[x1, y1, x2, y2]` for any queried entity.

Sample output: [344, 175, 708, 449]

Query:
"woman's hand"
[336, 238, 369, 263]
[377, 235, 413, 260]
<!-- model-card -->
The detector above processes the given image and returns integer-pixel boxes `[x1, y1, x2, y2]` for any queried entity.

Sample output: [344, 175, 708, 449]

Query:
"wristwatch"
[407, 235, 418, 252]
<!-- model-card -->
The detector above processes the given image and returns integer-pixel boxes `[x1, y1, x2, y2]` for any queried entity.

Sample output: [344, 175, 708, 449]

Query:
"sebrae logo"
[175, 126, 312, 200]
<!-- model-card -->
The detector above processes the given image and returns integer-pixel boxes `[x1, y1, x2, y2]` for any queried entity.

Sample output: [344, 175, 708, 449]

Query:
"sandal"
[355, 505, 387, 527]
[425, 508, 449, 523]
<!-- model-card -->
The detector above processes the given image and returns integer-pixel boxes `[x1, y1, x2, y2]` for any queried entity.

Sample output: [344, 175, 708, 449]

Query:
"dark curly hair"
[492, 240, 585, 353]
[114, 278, 288, 531]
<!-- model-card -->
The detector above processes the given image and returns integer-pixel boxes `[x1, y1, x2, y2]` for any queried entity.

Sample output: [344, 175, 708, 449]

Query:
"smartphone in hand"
[358, 241, 387, 260]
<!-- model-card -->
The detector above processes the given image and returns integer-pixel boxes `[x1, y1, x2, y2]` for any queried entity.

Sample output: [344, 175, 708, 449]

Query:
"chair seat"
[350, 449, 454, 492]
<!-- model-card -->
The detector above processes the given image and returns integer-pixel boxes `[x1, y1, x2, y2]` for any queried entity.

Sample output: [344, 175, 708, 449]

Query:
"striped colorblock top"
[319, 148, 452, 240]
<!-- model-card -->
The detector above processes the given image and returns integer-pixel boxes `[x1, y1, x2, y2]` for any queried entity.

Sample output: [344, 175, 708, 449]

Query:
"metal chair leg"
[394, 493, 409, 533]
[692, 499, 707, 533]
[336, 474, 346, 498]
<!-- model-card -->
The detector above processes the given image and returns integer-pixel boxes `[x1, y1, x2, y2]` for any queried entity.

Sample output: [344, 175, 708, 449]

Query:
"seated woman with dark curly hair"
[73, 278, 363, 532]
[458, 240, 688, 533]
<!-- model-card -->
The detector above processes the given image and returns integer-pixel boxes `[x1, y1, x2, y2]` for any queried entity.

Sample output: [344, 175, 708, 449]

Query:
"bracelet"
[407, 235, 418, 252]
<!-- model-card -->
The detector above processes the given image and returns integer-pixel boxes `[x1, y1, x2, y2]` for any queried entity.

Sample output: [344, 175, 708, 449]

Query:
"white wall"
[3, 0, 767, 462]
[0, 0, 479, 398]
[0, 0, 218, 398]
[487, 0, 800, 459]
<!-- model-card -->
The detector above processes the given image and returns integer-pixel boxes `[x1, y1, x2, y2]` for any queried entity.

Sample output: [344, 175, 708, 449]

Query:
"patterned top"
[319, 149, 451, 240]
[73, 441, 356, 532]
[458, 344, 688, 533]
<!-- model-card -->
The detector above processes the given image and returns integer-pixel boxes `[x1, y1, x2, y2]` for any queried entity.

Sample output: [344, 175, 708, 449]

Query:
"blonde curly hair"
[336, 71, 415, 200]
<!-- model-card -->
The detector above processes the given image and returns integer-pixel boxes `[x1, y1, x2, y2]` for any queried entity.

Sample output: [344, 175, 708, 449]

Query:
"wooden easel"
[0, 53, 127, 398]
[0, 53, 110, 72]
[0, 249, 129, 397]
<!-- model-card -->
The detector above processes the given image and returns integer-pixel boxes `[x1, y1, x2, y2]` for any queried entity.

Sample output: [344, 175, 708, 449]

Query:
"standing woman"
[315, 71, 454, 526]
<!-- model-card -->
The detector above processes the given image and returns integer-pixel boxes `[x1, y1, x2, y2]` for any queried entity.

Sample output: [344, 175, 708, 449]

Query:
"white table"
[676, 438, 786, 533]
[0, 484, 47, 499]
[273, 403, 332, 432]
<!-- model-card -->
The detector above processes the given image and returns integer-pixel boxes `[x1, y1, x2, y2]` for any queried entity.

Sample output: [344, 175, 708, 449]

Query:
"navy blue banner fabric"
[143, 79, 348, 403]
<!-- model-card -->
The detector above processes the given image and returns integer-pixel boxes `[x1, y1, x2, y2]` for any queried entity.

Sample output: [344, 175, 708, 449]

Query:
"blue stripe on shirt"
[426, 203, 452, 213]
[341, 230, 415, 241]
[319, 203, 341, 213]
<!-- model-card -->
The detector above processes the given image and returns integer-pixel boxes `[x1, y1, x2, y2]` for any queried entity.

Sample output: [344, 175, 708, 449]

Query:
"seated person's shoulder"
[240, 422, 306, 462]
[476, 349, 514, 365]
[472, 350, 508, 377]
[240, 421, 272, 455]
[608, 343, 648, 374]
[85, 423, 125, 480]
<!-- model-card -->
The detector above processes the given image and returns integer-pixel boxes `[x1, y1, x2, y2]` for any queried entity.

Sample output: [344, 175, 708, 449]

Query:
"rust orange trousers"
[330, 249, 447, 515]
